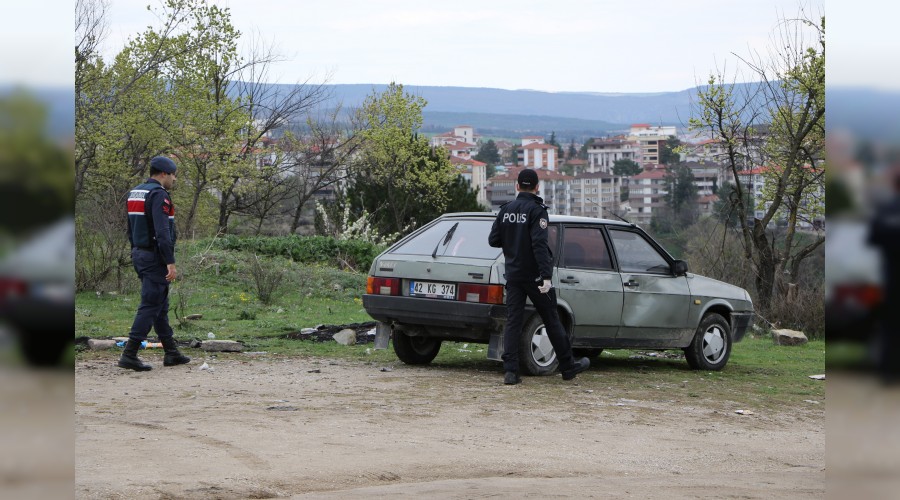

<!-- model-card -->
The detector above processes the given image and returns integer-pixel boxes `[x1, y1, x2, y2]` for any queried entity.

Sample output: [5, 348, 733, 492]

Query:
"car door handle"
[559, 276, 580, 284]
[624, 280, 640, 288]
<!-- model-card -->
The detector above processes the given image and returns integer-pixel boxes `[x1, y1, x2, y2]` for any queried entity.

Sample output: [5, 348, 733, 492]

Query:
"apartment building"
[683, 161, 722, 196]
[630, 124, 676, 166]
[431, 125, 478, 148]
[627, 166, 669, 226]
[486, 167, 572, 213]
[585, 136, 640, 173]
[442, 140, 478, 160]
[568, 171, 623, 218]
[735, 167, 768, 220]
[450, 156, 489, 208]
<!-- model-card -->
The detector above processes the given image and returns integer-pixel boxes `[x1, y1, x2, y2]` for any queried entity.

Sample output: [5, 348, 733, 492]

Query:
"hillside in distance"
[306, 82, 772, 137]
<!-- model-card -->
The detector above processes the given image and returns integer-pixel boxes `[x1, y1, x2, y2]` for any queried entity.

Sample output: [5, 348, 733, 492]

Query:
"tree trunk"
[752, 224, 777, 312]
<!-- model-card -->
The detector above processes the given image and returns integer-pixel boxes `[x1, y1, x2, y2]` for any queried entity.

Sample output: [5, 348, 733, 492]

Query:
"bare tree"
[287, 106, 361, 234]
[215, 34, 331, 234]
[690, 8, 825, 311]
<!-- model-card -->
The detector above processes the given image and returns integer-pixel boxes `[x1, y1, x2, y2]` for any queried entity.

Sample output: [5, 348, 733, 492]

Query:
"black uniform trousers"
[128, 247, 175, 342]
[502, 280, 574, 374]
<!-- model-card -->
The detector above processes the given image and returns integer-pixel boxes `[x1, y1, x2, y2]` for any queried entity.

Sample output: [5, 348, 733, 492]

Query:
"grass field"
[74, 242, 825, 409]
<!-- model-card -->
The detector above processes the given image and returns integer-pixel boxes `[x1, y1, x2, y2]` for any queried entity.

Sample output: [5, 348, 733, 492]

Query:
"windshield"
[391, 219, 502, 259]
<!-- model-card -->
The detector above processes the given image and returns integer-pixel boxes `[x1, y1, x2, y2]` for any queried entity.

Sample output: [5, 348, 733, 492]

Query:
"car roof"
[442, 212, 635, 227]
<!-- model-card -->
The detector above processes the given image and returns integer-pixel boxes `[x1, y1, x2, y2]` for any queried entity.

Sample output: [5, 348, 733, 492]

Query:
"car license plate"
[410, 281, 456, 299]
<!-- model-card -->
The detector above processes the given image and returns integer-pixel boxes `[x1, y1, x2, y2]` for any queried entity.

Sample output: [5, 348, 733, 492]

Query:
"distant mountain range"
[317, 84, 698, 137]
[10, 83, 899, 144]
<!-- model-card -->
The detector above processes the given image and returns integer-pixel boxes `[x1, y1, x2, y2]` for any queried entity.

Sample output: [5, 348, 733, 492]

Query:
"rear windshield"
[390, 219, 502, 260]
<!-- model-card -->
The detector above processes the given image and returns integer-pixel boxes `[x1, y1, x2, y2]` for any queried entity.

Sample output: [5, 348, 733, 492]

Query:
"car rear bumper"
[363, 294, 506, 329]
[731, 312, 754, 342]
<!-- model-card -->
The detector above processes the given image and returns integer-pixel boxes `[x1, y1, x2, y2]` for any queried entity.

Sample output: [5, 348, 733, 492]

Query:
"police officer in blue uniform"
[119, 156, 190, 371]
[489, 168, 589, 385]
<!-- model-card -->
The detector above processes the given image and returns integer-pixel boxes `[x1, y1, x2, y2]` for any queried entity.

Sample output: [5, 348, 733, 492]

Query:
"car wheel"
[519, 314, 560, 376]
[573, 348, 603, 359]
[684, 313, 732, 371]
[392, 331, 441, 365]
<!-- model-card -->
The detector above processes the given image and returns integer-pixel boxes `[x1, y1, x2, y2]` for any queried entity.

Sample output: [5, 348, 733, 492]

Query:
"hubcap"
[531, 324, 556, 367]
[702, 326, 726, 364]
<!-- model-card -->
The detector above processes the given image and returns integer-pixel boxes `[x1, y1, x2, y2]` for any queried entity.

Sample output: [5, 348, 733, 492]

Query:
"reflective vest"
[127, 181, 176, 248]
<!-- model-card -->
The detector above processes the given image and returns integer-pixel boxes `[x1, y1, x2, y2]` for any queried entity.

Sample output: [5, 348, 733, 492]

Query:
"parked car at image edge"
[363, 213, 755, 375]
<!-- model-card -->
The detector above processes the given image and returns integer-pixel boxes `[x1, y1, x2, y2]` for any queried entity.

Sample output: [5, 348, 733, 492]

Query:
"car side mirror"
[672, 260, 689, 276]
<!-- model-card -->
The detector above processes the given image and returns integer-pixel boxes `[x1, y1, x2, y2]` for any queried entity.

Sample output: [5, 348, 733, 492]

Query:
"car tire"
[519, 314, 560, 376]
[392, 331, 441, 365]
[684, 313, 732, 371]
[573, 348, 604, 359]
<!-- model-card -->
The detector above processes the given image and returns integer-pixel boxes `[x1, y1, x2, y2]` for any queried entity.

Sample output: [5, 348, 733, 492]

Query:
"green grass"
[75, 241, 825, 410]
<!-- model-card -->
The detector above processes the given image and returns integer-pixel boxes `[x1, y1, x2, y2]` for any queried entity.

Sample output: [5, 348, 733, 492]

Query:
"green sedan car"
[363, 212, 754, 375]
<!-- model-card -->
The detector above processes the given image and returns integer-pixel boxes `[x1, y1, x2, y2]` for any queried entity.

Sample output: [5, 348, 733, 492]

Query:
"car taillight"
[457, 284, 504, 304]
[834, 284, 882, 309]
[367, 276, 400, 296]
[0, 277, 27, 302]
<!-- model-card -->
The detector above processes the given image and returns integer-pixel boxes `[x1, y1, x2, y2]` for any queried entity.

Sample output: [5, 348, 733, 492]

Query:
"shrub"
[247, 254, 287, 305]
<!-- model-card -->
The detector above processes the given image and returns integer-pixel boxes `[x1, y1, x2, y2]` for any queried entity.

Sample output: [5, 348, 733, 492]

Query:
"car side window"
[548, 225, 559, 265]
[562, 226, 613, 270]
[608, 229, 670, 274]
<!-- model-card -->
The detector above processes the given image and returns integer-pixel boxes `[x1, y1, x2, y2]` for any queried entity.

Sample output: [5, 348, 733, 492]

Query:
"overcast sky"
[2, 0, 897, 93]
[99, 0, 826, 93]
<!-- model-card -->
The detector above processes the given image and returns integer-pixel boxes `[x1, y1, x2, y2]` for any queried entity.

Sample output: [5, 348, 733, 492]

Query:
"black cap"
[150, 156, 177, 174]
[517, 168, 538, 189]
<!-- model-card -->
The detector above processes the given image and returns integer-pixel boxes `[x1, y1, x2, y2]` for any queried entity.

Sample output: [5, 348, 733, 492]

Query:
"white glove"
[538, 279, 552, 294]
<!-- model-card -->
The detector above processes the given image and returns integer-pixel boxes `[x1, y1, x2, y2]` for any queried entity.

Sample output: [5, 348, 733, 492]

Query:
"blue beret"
[150, 156, 177, 174]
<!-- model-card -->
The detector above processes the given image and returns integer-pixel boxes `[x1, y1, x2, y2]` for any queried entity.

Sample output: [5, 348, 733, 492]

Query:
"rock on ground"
[200, 340, 244, 352]
[773, 328, 808, 346]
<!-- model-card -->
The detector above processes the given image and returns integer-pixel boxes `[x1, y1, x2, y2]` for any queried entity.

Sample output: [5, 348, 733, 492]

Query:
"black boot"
[118, 339, 152, 371]
[504, 371, 521, 385]
[561, 357, 590, 381]
[161, 337, 190, 367]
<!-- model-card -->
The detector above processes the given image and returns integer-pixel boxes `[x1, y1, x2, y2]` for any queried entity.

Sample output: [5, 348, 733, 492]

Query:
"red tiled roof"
[523, 143, 556, 150]
[737, 167, 768, 175]
[631, 123, 651, 128]
[449, 156, 486, 167]
[632, 168, 668, 180]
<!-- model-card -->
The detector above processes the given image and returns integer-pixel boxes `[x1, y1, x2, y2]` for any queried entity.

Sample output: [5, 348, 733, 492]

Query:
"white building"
[431, 125, 479, 148]
[450, 156, 489, 208]
[586, 136, 641, 173]
[521, 137, 558, 170]
[630, 124, 677, 166]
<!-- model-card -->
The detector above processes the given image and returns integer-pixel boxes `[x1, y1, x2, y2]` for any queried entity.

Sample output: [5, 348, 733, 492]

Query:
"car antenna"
[607, 210, 634, 226]
[431, 221, 459, 259]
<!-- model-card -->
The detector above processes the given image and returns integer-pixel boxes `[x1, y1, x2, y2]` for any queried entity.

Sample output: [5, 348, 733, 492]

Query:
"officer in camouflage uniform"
[119, 156, 190, 371]
[489, 168, 589, 385]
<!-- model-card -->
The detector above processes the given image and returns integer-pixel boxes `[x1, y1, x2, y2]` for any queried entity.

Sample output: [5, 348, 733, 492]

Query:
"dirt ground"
[75, 354, 825, 499]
